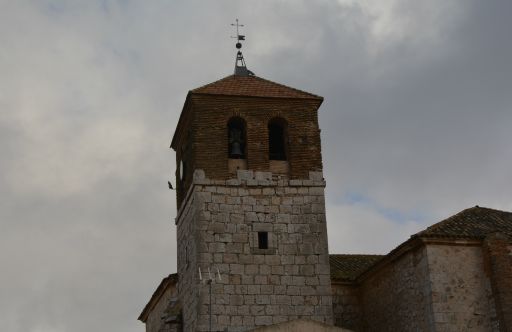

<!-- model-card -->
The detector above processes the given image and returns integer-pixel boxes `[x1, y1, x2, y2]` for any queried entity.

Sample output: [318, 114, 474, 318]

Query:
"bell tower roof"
[171, 74, 323, 150]
[191, 74, 323, 100]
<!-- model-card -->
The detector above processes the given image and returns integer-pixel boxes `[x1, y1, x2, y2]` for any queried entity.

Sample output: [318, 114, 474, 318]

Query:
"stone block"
[227, 196, 241, 205]
[301, 286, 316, 296]
[229, 264, 244, 274]
[273, 295, 291, 305]
[226, 243, 243, 253]
[262, 188, 275, 195]
[265, 305, 280, 315]
[273, 316, 288, 324]
[300, 265, 315, 276]
[253, 255, 265, 264]
[291, 276, 306, 286]
[261, 285, 274, 294]
[274, 285, 286, 294]
[237, 170, 254, 181]
[252, 223, 273, 232]
[259, 264, 271, 275]
[242, 315, 254, 326]
[244, 295, 255, 305]
[255, 275, 269, 285]
[293, 196, 305, 204]
[215, 233, 232, 242]
[276, 214, 291, 223]
[226, 179, 241, 186]
[256, 295, 271, 305]
[237, 305, 249, 316]
[196, 191, 212, 203]
[281, 255, 295, 265]
[315, 264, 330, 275]
[245, 212, 258, 222]
[309, 187, 324, 195]
[246, 179, 258, 186]
[245, 264, 259, 275]
[224, 284, 234, 294]
[231, 315, 243, 326]
[287, 286, 300, 295]
[248, 285, 261, 295]
[292, 296, 305, 305]
[306, 276, 319, 286]
[238, 254, 253, 264]
[289, 179, 302, 186]
[299, 243, 315, 255]
[271, 265, 284, 275]
[283, 265, 298, 275]
[255, 315, 272, 326]
[265, 255, 281, 266]
[241, 275, 253, 285]
[209, 242, 225, 252]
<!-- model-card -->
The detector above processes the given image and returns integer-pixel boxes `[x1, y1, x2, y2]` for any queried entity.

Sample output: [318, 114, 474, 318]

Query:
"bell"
[230, 141, 243, 157]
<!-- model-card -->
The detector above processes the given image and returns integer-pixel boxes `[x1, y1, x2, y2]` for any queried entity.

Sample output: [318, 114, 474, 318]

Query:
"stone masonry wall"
[427, 244, 498, 331]
[331, 283, 361, 331]
[176, 189, 200, 332]
[360, 245, 432, 331]
[176, 169, 333, 332]
[145, 282, 179, 332]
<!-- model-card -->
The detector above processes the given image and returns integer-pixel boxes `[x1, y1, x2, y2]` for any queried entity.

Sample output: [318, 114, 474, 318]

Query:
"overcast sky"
[1, 1, 511, 331]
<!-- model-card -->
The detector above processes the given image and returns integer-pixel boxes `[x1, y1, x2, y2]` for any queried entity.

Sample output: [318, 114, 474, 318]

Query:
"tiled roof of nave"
[414, 206, 512, 239]
[329, 254, 384, 282]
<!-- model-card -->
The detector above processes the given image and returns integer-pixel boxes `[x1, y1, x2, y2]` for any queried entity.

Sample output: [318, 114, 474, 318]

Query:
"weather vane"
[231, 19, 254, 76]
[231, 19, 245, 47]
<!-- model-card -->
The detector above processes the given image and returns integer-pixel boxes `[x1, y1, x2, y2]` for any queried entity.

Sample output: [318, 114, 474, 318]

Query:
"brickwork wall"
[176, 169, 333, 332]
[359, 245, 432, 332]
[427, 244, 498, 331]
[173, 100, 195, 208]
[331, 283, 361, 331]
[173, 94, 323, 208]
[483, 233, 512, 332]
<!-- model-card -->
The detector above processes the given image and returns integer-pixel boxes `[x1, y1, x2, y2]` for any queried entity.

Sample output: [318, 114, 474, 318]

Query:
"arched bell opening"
[268, 117, 288, 161]
[268, 117, 289, 174]
[227, 117, 248, 173]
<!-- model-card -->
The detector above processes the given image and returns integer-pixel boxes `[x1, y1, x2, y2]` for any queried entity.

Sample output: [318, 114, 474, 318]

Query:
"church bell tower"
[170, 22, 333, 331]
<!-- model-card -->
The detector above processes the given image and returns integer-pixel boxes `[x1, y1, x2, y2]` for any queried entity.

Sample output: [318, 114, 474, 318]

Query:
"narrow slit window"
[258, 232, 268, 249]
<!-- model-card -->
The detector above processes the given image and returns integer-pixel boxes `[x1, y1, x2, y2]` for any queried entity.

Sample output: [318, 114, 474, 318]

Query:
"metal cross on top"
[231, 18, 245, 47]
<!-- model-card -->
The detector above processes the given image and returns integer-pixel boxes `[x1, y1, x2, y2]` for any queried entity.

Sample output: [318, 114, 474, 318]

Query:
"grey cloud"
[1, 1, 511, 331]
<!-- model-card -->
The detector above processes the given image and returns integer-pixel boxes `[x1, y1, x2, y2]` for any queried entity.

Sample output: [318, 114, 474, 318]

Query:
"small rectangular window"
[258, 232, 268, 249]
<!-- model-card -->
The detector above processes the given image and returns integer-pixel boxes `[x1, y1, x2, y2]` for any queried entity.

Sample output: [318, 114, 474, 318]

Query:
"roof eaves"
[138, 273, 179, 323]
[191, 74, 324, 101]
[190, 91, 324, 102]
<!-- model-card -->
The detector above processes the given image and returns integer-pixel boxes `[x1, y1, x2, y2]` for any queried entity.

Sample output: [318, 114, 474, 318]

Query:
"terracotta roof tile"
[414, 206, 512, 239]
[329, 254, 384, 282]
[191, 75, 323, 100]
